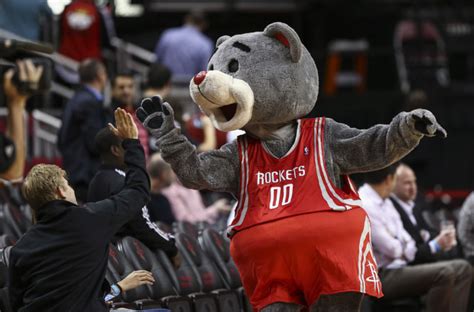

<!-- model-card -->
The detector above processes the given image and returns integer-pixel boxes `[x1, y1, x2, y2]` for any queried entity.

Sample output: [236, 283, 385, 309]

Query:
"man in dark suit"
[58, 59, 111, 202]
[390, 163, 459, 264]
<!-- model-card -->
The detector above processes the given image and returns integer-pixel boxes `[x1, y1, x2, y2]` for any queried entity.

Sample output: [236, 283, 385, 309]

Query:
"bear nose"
[193, 71, 207, 85]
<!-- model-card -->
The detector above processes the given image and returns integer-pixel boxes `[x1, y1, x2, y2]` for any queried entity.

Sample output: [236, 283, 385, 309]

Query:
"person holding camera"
[8, 108, 150, 312]
[1, 60, 43, 181]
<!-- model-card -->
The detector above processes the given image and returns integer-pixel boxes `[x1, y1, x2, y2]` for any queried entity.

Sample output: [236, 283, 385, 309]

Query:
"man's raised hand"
[108, 108, 139, 140]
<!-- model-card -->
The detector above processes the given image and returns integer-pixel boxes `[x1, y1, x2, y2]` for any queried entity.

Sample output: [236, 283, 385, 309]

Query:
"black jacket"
[88, 164, 177, 257]
[8, 139, 150, 312]
[390, 197, 460, 264]
[390, 197, 437, 264]
[58, 86, 112, 186]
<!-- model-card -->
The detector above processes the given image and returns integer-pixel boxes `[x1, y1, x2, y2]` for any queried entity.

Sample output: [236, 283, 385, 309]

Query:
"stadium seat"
[175, 232, 241, 312]
[0, 246, 12, 312]
[0, 235, 15, 249]
[174, 221, 199, 239]
[107, 244, 149, 304]
[200, 228, 253, 311]
[117, 237, 193, 311]
[155, 242, 218, 312]
[2, 203, 31, 240]
[372, 297, 422, 312]
[200, 228, 241, 289]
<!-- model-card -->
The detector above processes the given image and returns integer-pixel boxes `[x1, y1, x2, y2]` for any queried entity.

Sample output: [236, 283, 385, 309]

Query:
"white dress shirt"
[359, 184, 417, 269]
[391, 195, 433, 247]
[391, 195, 417, 225]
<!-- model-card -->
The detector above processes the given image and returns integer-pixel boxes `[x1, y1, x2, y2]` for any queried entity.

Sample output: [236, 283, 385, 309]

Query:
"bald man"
[390, 163, 460, 263]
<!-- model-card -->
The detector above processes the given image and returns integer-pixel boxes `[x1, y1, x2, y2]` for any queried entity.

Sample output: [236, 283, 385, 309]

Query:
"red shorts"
[230, 208, 383, 311]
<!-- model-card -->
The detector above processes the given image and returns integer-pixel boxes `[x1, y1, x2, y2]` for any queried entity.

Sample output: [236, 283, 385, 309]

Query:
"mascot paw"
[136, 96, 175, 137]
[410, 109, 447, 138]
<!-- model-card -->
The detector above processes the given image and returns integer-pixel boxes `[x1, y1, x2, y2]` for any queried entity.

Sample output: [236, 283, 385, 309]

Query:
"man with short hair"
[111, 71, 150, 157]
[143, 63, 172, 99]
[88, 127, 178, 261]
[58, 58, 111, 202]
[9, 109, 149, 312]
[359, 164, 472, 312]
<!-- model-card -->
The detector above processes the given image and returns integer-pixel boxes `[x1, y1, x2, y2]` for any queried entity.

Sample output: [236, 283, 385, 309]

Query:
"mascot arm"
[136, 96, 240, 194]
[157, 128, 240, 194]
[326, 108, 447, 175]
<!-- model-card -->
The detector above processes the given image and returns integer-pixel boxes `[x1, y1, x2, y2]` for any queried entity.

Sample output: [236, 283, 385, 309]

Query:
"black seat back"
[3, 204, 30, 239]
[174, 221, 199, 239]
[163, 249, 201, 296]
[2, 246, 12, 268]
[118, 237, 177, 299]
[107, 244, 148, 302]
[201, 228, 241, 289]
[0, 245, 12, 312]
[154, 250, 182, 293]
[175, 232, 226, 292]
[0, 235, 15, 250]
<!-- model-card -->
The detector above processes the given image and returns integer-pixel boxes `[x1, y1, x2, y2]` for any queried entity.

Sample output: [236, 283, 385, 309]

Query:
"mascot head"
[189, 22, 319, 133]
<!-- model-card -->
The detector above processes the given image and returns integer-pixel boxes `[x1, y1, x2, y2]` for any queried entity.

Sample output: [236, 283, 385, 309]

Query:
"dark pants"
[379, 259, 472, 312]
[261, 293, 363, 312]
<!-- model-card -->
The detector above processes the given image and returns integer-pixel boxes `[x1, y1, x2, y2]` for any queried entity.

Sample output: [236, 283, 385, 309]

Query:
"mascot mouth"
[219, 103, 238, 121]
[189, 70, 254, 131]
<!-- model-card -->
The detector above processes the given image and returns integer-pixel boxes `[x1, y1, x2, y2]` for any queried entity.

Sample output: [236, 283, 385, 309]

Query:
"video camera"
[0, 38, 54, 95]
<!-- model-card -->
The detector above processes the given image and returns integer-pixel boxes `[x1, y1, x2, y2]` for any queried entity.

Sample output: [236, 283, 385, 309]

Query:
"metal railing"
[31, 110, 61, 159]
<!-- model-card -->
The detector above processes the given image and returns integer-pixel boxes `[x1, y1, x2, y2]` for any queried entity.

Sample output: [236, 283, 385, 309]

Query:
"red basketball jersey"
[228, 117, 364, 236]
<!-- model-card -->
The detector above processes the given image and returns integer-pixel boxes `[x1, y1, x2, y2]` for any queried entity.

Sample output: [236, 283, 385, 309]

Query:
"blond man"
[8, 109, 150, 312]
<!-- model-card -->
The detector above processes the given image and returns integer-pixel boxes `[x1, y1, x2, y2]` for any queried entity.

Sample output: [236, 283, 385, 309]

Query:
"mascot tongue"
[220, 103, 238, 121]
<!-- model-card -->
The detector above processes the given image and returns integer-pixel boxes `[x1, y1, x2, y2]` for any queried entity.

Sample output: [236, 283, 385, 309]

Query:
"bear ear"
[263, 22, 302, 63]
[216, 35, 231, 48]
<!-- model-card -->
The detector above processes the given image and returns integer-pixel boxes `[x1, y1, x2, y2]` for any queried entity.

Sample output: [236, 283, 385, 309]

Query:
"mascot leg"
[261, 302, 304, 312]
[310, 292, 363, 312]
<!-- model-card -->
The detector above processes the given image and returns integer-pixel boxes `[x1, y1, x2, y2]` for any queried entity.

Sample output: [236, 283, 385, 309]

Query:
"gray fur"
[206, 26, 319, 126]
[138, 21, 447, 310]
[153, 109, 432, 194]
[263, 22, 302, 63]
[216, 35, 231, 48]
[142, 23, 446, 194]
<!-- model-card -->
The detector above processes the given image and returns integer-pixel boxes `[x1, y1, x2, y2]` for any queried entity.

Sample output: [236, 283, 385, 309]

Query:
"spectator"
[58, 59, 111, 202]
[185, 114, 219, 152]
[146, 153, 176, 226]
[1, 60, 43, 181]
[154, 10, 213, 79]
[162, 174, 232, 225]
[111, 72, 150, 157]
[0, 0, 52, 41]
[391, 163, 460, 263]
[88, 127, 179, 261]
[143, 62, 172, 99]
[459, 192, 474, 265]
[58, 0, 114, 62]
[105, 270, 155, 303]
[9, 108, 150, 311]
[358, 164, 472, 312]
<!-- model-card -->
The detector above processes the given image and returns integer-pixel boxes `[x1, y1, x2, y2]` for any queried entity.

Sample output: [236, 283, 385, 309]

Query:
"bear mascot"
[136, 22, 446, 312]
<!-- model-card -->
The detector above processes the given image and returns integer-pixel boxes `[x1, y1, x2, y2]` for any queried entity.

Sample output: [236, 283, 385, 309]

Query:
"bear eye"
[208, 64, 214, 70]
[228, 59, 239, 73]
